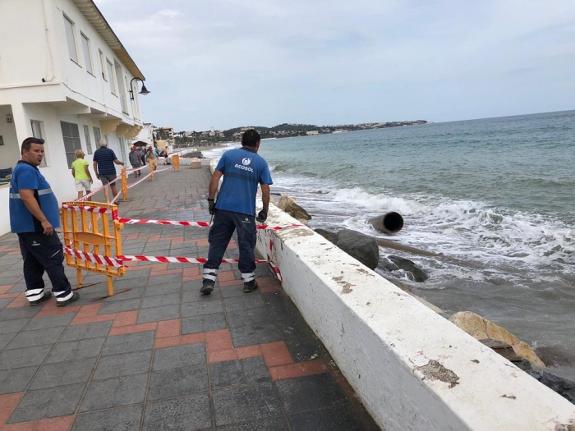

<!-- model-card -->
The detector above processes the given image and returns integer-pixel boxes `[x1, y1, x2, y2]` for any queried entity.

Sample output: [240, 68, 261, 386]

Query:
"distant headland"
[169, 120, 427, 146]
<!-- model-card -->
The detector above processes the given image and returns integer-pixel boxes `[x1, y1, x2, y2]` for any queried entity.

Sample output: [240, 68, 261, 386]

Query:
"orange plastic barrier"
[60, 201, 124, 296]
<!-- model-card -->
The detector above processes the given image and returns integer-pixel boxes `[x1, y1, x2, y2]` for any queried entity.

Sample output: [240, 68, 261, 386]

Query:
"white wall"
[0, 0, 50, 86]
[255, 205, 575, 430]
[51, 0, 142, 121]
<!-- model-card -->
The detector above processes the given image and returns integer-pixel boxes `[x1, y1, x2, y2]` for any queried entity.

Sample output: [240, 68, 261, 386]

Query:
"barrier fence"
[61, 162, 296, 295]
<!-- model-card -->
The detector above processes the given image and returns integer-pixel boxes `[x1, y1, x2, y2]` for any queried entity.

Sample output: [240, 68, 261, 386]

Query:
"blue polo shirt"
[93, 147, 118, 175]
[215, 147, 273, 216]
[9, 161, 60, 233]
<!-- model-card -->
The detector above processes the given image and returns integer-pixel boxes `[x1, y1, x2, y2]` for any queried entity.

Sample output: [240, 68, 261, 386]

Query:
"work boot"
[56, 291, 80, 307]
[243, 280, 258, 293]
[200, 279, 215, 296]
[29, 291, 52, 306]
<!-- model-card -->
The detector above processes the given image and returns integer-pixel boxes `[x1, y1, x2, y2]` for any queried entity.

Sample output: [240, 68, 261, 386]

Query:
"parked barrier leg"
[107, 275, 114, 297]
[76, 268, 83, 288]
[121, 167, 128, 201]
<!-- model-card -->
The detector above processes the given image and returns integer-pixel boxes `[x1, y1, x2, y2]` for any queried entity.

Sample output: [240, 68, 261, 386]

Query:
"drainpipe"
[41, 0, 56, 83]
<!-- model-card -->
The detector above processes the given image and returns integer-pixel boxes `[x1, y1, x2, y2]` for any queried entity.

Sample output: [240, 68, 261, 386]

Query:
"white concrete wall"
[0, 0, 50, 86]
[256, 205, 575, 430]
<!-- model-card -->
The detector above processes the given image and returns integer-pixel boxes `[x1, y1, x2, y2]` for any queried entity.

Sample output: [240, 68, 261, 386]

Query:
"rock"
[315, 228, 338, 244]
[387, 255, 429, 282]
[369, 212, 404, 234]
[182, 151, 204, 158]
[377, 256, 400, 272]
[277, 195, 311, 222]
[336, 229, 379, 269]
[449, 311, 545, 368]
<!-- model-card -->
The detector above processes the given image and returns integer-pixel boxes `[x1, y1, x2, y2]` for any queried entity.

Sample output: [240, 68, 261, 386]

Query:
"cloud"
[93, 0, 575, 129]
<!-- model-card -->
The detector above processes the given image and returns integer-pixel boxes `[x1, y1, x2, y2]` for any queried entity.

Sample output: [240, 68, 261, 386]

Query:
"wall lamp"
[129, 77, 150, 100]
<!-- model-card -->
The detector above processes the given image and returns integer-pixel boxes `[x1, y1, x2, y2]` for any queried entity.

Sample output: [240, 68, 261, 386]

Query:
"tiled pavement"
[0, 166, 380, 430]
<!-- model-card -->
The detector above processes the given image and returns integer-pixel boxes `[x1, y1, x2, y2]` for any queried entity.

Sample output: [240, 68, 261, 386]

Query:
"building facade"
[0, 0, 147, 234]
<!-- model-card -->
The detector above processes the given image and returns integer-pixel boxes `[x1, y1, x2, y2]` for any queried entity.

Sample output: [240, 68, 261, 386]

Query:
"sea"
[203, 110, 575, 380]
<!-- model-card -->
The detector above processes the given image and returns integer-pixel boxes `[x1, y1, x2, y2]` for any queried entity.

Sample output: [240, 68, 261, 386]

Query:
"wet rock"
[450, 311, 545, 368]
[387, 255, 429, 282]
[277, 195, 311, 222]
[336, 229, 379, 269]
[315, 228, 338, 244]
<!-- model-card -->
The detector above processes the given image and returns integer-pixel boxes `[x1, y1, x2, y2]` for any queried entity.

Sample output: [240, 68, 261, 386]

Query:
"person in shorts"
[71, 149, 93, 199]
[93, 140, 124, 202]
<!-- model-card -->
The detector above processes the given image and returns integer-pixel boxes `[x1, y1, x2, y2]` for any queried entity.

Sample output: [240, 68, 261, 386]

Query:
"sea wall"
[255, 205, 575, 430]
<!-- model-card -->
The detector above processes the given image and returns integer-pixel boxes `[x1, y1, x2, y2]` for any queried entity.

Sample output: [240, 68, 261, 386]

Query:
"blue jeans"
[18, 232, 73, 303]
[204, 210, 256, 282]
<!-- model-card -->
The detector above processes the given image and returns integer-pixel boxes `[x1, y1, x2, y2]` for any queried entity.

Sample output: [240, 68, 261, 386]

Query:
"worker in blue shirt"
[9, 137, 79, 306]
[201, 129, 273, 295]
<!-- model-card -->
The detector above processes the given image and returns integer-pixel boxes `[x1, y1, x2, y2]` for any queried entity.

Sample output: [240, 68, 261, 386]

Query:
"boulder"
[277, 195, 311, 222]
[369, 212, 404, 234]
[387, 255, 429, 282]
[449, 311, 545, 368]
[336, 229, 379, 269]
[315, 228, 338, 245]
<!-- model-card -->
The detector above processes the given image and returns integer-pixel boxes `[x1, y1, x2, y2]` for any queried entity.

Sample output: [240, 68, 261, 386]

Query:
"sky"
[94, 0, 575, 131]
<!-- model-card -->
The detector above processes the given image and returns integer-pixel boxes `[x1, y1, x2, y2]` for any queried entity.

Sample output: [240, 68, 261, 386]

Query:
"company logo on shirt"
[234, 157, 254, 173]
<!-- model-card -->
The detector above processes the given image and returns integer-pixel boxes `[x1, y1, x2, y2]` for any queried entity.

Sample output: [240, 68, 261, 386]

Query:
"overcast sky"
[94, 0, 575, 131]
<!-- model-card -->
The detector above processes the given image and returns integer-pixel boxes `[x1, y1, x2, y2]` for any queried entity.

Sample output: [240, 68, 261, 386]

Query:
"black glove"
[256, 209, 268, 223]
[208, 199, 216, 215]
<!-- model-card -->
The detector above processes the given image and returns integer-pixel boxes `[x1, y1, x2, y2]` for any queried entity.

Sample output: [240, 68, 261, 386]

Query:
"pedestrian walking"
[93, 140, 124, 202]
[129, 145, 142, 177]
[9, 137, 79, 306]
[201, 129, 273, 295]
[71, 149, 93, 199]
[146, 146, 157, 171]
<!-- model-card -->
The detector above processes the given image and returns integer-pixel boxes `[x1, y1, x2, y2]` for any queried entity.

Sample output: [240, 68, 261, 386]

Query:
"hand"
[256, 209, 267, 223]
[208, 199, 216, 215]
[41, 220, 54, 235]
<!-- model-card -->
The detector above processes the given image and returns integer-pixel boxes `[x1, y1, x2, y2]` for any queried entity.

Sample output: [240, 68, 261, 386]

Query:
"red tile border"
[208, 349, 238, 363]
[3, 415, 75, 431]
[269, 359, 328, 381]
[36, 302, 81, 317]
[236, 345, 262, 359]
[154, 332, 206, 349]
[156, 319, 181, 338]
[112, 311, 138, 327]
[205, 329, 233, 352]
[7, 294, 29, 309]
[109, 322, 157, 336]
[0, 392, 23, 425]
[260, 341, 293, 367]
[0, 285, 14, 294]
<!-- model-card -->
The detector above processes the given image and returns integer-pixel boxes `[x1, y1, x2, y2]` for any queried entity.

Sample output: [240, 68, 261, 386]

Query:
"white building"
[0, 0, 147, 234]
[134, 122, 154, 145]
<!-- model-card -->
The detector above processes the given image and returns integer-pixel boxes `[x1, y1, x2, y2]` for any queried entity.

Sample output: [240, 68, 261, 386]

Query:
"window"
[31, 120, 47, 167]
[83, 125, 93, 154]
[106, 59, 116, 94]
[60, 121, 81, 168]
[93, 126, 102, 147]
[63, 15, 78, 63]
[81, 33, 93, 74]
[99, 50, 106, 80]
[115, 62, 128, 113]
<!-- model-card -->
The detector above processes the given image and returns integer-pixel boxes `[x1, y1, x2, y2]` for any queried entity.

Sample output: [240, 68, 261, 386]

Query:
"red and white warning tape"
[116, 255, 268, 264]
[64, 247, 123, 268]
[62, 204, 110, 213]
[116, 216, 302, 231]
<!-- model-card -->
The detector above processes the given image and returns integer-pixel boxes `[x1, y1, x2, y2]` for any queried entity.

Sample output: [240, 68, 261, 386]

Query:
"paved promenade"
[0, 166, 379, 430]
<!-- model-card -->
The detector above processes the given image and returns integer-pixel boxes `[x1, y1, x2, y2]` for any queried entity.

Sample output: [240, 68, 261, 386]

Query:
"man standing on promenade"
[201, 129, 273, 295]
[93, 140, 124, 202]
[9, 137, 79, 306]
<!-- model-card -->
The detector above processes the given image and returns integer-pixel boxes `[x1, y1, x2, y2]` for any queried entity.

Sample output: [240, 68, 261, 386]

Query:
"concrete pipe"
[369, 212, 404, 234]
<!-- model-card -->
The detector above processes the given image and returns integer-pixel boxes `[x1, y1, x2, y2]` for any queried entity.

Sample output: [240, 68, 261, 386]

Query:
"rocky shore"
[276, 193, 575, 403]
